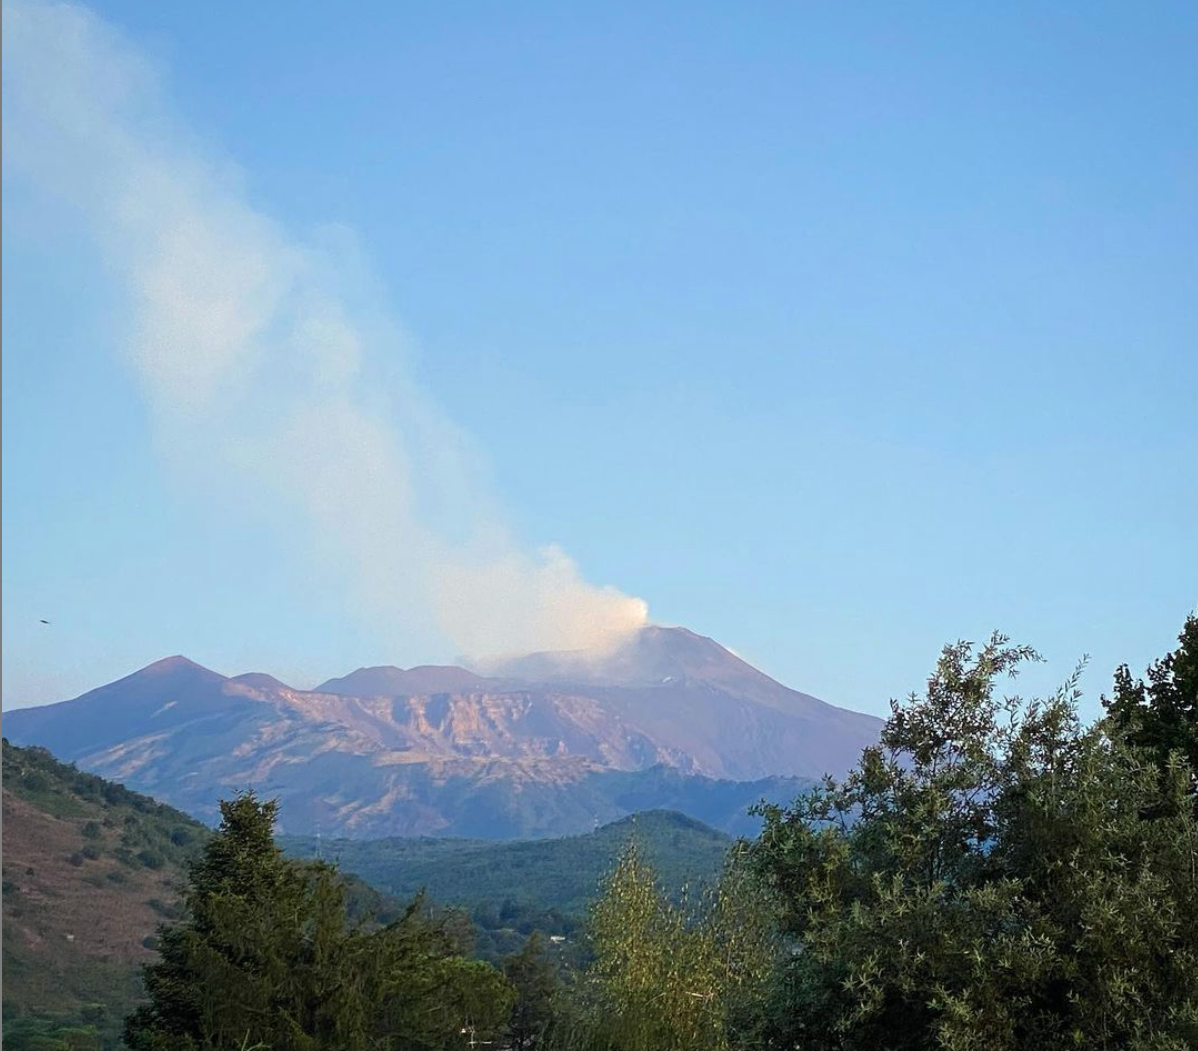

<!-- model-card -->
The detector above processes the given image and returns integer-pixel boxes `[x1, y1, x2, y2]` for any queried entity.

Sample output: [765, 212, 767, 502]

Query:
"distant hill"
[4, 625, 869, 838]
[1, 738, 209, 1050]
[283, 808, 733, 921]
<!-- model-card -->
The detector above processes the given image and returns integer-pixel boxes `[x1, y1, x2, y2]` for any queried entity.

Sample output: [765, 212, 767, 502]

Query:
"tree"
[570, 842, 774, 1051]
[747, 632, 1198, 1051]
[502, 933, 560, 1050]
[1106, 610, 1198, 780]
[125, 792, 514, 1051]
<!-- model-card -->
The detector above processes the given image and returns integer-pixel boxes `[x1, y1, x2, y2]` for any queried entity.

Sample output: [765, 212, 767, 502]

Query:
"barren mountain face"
[3, 627, 880, 838]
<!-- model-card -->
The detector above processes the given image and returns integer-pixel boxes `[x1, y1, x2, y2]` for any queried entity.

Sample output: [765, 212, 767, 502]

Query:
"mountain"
[3, 626, 880, 838]
[283, 809, 732, 923]
[2, 738, 209, 1050]
[317, 665, 491, 697]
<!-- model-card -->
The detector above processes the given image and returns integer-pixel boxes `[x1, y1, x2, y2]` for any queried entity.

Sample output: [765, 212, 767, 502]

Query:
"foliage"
[1106, 610, 1198, 780]
[124, 792, 515, 1051]
[502, 932, 562, 1050]
[746, 631, 1198, 1051]
[561, 842, 775, 1051]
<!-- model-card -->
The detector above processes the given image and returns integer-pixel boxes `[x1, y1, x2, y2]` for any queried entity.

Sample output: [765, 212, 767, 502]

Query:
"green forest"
[12, 612, 1198, 1051]
[281, 808, 732, 928]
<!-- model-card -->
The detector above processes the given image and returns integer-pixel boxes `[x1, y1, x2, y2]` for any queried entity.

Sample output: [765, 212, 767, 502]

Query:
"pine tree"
[502, 932, 560, 1050]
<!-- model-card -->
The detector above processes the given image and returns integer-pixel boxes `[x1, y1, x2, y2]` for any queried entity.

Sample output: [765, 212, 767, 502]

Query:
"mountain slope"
[0, 740, 406, 1050]
[4, 626, 876, 838]
[283, 809, 733, 920]
[317, 665, 492, 697]
[1, 738, 209, 1050]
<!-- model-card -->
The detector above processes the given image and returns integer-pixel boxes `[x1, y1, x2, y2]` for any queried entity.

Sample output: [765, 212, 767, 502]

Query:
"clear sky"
[3, 0, 1195, 718]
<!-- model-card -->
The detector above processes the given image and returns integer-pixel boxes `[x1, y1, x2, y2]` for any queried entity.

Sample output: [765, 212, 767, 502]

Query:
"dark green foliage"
[502, 932, 561, 1049]
[134, 849, 164, 870]
[145, 897, 179, 918]
[1106, 611, 1198, 779]
[1, 1017, 105, 1050]
[746, 631, 1198, 1051]
[125, 792, 515, 1051]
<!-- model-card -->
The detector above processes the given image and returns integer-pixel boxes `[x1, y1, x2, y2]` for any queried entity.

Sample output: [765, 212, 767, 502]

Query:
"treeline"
[124, 612, 1197, 1050]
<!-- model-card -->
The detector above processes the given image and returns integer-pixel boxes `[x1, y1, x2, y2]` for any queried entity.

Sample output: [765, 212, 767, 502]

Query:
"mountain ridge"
[3, 626, 879, 839]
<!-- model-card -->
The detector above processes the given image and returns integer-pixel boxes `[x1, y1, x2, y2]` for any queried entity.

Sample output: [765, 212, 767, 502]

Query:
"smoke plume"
[2, 0, 648, 659]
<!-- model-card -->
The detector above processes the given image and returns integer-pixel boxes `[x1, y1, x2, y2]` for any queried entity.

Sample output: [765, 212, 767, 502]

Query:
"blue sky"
[3, 1, 1196, 717]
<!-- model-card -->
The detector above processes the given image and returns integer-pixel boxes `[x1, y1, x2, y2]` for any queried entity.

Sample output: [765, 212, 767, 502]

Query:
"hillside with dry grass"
[2, 738, 208, 1050]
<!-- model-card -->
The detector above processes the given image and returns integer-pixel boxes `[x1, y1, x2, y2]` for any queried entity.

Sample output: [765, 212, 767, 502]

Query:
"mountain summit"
[490, 625, 830, 710]
[3, 626, 881, 839]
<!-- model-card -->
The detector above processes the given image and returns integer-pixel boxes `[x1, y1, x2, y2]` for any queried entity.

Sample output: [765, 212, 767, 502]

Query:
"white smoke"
[2, 0, 648, 659]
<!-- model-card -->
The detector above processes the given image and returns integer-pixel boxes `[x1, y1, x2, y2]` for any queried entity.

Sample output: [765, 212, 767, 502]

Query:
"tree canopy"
[124, 793, 513, 1051]
[744, 630, 1198, 1051]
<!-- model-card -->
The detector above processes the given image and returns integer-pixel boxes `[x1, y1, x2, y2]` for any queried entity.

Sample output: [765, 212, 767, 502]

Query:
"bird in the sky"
[39, 619, 51, 625]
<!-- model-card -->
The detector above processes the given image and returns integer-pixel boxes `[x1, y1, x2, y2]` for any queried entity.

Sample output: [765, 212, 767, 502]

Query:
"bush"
[21, 771, 49, 792]
[135, 850, 165, 870]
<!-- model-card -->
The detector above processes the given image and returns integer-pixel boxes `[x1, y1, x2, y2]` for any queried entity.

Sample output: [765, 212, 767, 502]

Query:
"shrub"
[136, 850, 165, 870]
[21, 771, 49, 792]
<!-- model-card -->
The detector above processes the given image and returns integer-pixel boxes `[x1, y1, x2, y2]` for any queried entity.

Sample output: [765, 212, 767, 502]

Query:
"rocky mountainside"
[3, 626, 880, 838]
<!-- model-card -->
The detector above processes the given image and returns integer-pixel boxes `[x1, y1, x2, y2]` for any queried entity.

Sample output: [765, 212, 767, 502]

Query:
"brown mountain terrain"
[3, 626, 880, 838]
[1, 739, 206, 1047]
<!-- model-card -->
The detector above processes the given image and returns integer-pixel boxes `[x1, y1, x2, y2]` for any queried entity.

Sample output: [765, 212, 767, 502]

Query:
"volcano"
[2, 626, 880, 838]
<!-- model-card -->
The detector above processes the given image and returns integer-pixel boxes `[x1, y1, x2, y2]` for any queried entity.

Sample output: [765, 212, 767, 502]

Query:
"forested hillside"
[284, 808, 731, 919]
